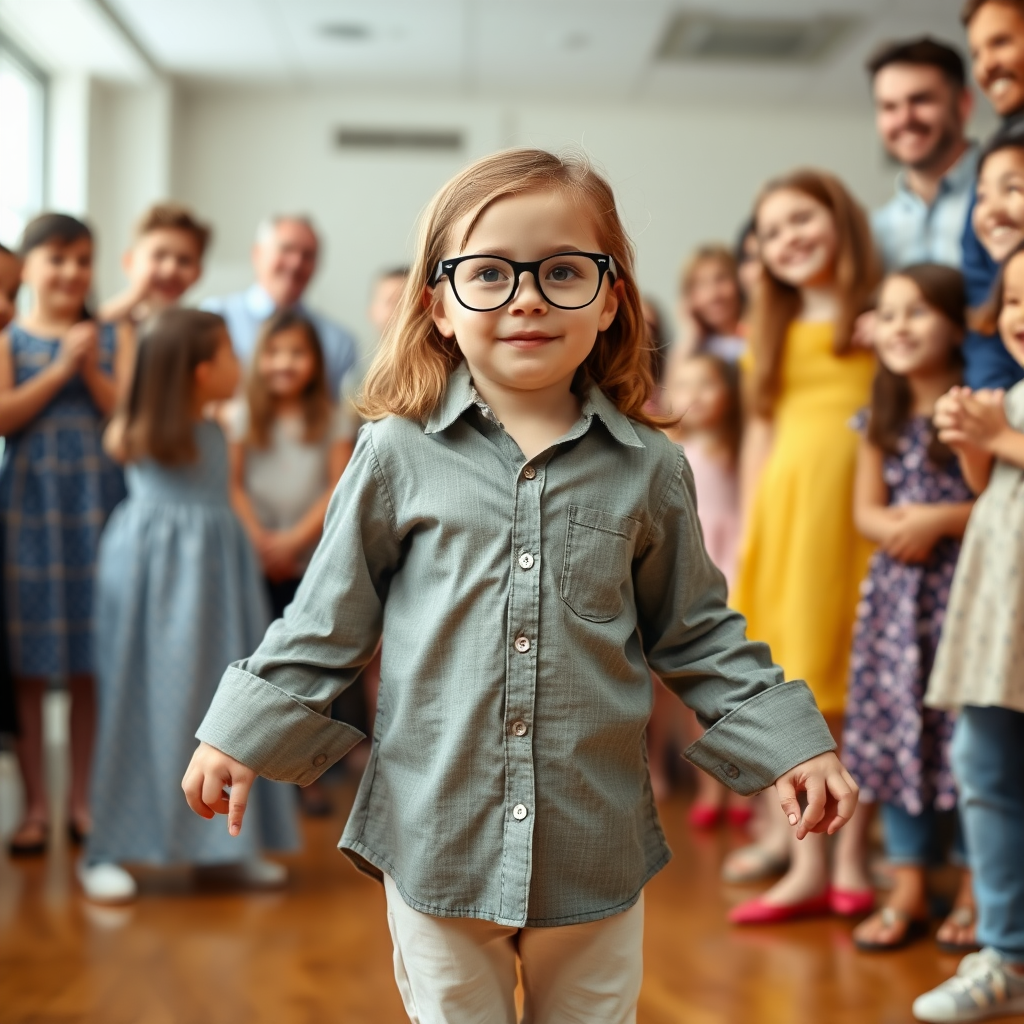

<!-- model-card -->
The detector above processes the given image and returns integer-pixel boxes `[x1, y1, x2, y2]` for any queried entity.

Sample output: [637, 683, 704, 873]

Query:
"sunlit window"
[0, 39, 46, 250]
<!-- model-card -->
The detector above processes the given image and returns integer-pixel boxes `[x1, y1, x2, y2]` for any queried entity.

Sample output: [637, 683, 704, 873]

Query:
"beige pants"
[383, 875, 644, 1024]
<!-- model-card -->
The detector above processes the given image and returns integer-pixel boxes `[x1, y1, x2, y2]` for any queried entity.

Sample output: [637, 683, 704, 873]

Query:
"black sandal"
[8, 820, 48, 857]
[854, 907, 930, 952]
[937, 905, 980, 955]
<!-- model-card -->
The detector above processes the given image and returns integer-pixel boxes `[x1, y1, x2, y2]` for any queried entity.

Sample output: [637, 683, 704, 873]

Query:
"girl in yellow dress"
[728, 170, 880, 923]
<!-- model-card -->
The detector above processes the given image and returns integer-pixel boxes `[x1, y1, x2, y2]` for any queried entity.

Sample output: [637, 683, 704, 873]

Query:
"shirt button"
[313, 754, 327, 767]
[512, 803, 529, 820]
[723, 763, 740, 779]
[523, 465, 536, 480]
[514, 635, 531, 654]
[518, 552, 535, 570]
[511, 720, 528, 737]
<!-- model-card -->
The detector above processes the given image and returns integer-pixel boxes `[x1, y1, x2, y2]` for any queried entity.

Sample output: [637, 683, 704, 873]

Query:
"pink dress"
[680, 441, 740, 590]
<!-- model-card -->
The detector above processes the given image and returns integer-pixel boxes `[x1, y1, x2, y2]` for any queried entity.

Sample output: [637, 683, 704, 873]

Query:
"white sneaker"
[77, 861, 138, 903]
[237, 858, 288, 890]
[913, 947, 1024, 1022]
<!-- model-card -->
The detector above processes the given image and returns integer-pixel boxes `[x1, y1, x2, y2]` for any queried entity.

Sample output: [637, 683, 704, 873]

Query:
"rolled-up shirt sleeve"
[635, 449, 835, 795]
[197, 425, 401, 785]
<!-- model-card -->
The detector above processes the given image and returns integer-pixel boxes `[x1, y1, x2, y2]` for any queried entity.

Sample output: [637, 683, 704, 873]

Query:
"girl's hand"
[774, 751, 858, 840]
[882, 505, 943, 563]
[57, 321, 98, 375]
[956, 389, 1009, 451]
[851, 310, 877, 350]
[260, 530, 303, 581]
[182, 741, 255, 836]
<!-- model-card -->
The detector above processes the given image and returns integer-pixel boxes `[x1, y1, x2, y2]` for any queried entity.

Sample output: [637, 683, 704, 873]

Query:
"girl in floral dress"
[842, 264, 975, 951]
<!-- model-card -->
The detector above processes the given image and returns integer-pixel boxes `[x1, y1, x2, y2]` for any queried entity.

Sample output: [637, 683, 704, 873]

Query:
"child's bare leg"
[695, 769, 728, 810]
[11, 677, 48, 847]
[68, 673, 95, 835]
[832, 799, 874, 893]
[853, 865, 928, 947]
[721, 794, 790, 882]
[757, 827, 829, 906]
[646, 676, 673, 802]
[936, 869, 977, 949]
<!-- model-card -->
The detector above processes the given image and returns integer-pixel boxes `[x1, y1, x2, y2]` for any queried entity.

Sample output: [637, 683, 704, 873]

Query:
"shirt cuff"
[683, 680, 836, 795]
[196, 665, 366, 786]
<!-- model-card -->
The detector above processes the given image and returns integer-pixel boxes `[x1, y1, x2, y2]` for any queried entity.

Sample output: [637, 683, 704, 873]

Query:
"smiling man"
[869, 37, 976, 272]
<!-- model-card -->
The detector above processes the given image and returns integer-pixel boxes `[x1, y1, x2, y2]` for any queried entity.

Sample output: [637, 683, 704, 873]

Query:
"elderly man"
[203, 215, 358, 399]
[869, 36, 977, 271]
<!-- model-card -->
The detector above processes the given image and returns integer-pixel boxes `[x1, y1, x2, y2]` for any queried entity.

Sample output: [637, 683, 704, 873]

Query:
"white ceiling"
[1, 0, 971, 105]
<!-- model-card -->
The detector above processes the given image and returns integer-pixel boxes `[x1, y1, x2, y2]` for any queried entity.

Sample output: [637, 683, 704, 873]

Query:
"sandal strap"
[947, 905, 976, 928]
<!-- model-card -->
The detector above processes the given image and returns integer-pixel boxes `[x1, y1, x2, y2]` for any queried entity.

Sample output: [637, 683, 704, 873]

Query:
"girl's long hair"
[748, 169, 881, 416]
[122, 308, 225, 465]
[358, 148, 662, 427]
[245, 309, 331, 449]
[867, 264, 965, 465]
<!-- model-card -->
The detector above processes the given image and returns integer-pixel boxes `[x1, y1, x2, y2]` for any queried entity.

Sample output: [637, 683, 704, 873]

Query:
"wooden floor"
[0, 777, 972, 1024]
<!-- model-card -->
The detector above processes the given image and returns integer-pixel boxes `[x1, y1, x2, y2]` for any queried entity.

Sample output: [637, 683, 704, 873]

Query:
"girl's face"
[21, 237, 93, 318]
[756, 188, 838, 289]
[973, 148, 1024, 263]
[195, 329, 241, 402]
[430, 189, 620, 398]
[125, 228, 203, 307]
[874, 275, 958, 378]
[256, 326, 318, 400]
[685, 258, 741, 335]
[998, 250, 1024, 367]
[665, 356, 730, 432]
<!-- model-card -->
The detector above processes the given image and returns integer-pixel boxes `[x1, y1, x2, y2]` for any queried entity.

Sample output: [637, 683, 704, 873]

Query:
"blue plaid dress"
[0, 323, 126, 678]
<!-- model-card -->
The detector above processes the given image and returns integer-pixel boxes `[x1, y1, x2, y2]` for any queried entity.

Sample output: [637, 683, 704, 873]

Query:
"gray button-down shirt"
[197, 362, 834, 927]
[871, 144, 978, 272]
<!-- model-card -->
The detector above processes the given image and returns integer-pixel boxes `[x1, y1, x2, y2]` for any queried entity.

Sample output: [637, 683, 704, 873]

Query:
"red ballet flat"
[726, 805, 754, 828]
[728, 890, 832, 925]
[829, 886, 875, 918]
[687, 803, 722, 829]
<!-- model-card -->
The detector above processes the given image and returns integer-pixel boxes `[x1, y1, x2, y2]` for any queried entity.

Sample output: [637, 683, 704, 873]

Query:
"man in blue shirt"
[202, 215, 358, 399]
[869, 37, 977, 272]
[958, 0, 1024, 390]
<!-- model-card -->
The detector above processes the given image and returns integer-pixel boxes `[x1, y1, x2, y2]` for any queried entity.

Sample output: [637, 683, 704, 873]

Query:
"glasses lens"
[537, 254, 601, 309]
[452, 257, 516, 310]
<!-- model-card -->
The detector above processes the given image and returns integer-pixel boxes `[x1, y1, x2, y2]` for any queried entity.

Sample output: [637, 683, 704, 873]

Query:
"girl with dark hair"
[80, 309, 298, 903]
[728, 169, 880, 922]
[843, 265, 976, 952]
[0, 214, 129, 855]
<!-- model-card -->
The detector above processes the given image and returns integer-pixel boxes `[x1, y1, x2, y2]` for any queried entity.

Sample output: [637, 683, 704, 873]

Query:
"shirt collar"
[424, 361, 645, 449]
[894, 142, 979, 201]
[244, 283, 310, 320]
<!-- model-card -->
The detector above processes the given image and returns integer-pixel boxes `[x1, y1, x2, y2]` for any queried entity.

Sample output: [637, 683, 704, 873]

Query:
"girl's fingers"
[797, 777, 826, 839]
[182, 767, 216, 820]
[774, 775, 802, 827]
[227, 774, 252, 837]
[201, 771, 231, 816]
[828, 771, 859, 832]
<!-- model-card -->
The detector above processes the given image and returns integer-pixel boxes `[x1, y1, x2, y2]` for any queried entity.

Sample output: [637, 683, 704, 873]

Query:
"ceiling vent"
[334, 127, 463, 153]
[657, 11, 857, 64]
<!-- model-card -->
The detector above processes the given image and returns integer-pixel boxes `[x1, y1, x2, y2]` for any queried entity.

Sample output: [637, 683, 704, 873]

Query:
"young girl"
[182, 149, 856, 1021]
[80, 309, 298, 902]
[651, 351, 748, 825]
[228, 310, 352, 620]
[727, 170, 879, 921]
[676, 244, 746, 364]
[0, 214, 130, 855]
[841, 265, 975, 953]
[913, 242, 1024, 1023]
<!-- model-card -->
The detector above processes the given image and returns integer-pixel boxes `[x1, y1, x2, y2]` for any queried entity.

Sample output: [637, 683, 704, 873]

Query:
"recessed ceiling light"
[319, 22, 371, 41]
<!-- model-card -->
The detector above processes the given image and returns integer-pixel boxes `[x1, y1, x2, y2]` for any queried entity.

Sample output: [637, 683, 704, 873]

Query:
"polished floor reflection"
[0, 768, 967, 1024]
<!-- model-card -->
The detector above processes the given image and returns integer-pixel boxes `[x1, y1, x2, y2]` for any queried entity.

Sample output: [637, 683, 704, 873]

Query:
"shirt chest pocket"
[560, 505, 641, 623]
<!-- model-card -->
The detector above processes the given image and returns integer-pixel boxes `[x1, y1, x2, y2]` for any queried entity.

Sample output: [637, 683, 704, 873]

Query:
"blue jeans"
[952, 705, 1024, 963]
[880, 802, 966, 867]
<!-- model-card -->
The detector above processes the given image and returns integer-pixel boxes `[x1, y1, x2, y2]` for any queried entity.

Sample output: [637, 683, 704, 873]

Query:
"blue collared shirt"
[871, 145, 979, 272]
[201, 284, 359, 399]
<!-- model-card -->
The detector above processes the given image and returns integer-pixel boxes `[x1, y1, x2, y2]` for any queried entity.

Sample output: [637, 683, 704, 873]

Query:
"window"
[0, 36, 46, 249]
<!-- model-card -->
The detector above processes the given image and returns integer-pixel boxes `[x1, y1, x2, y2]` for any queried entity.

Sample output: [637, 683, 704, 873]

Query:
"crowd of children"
[2, 12, 1024, 1023]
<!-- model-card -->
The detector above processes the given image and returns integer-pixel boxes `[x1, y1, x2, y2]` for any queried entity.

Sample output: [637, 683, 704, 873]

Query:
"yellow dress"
[732, 321, 875, 716]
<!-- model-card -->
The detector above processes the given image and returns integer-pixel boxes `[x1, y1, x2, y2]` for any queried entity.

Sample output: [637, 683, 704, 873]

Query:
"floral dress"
[842, 413, 971, 815]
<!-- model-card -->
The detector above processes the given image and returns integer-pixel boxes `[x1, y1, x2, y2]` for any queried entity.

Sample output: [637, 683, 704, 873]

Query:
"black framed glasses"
[432, 251, 616, 312]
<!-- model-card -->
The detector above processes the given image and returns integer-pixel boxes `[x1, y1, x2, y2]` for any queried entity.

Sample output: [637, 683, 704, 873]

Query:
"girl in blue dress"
[81, 308, 299, 902]
[0, 214, 129, 855]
